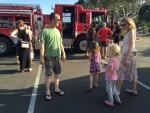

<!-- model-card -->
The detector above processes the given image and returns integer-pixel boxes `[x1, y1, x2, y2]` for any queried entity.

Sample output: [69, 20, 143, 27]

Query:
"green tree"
[139, 5, 150, 22]
[76, 0, 150, 20]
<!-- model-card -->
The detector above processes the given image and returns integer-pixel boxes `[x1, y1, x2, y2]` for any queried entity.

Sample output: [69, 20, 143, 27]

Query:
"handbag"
[21, 41, 29, 48]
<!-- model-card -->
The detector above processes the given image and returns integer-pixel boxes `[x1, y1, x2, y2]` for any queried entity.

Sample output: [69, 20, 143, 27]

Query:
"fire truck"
[0, 3, 49, 55]
[55, 4, 109, 52]
[0, 3, 109, 55]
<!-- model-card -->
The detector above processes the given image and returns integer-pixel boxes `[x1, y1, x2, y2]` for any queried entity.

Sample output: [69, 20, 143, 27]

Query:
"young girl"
[104, 44, 121, 106]
[88, 42, 101, 92]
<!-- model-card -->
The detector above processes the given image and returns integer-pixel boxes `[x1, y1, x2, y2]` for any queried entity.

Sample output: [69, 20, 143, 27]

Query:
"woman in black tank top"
[11, 20, 32, 72]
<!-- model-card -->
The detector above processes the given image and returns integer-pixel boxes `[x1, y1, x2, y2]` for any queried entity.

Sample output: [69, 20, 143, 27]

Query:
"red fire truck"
[0, 3, 50, 55]
[0, 3, 109, 55]
[55, 4, 109, 52]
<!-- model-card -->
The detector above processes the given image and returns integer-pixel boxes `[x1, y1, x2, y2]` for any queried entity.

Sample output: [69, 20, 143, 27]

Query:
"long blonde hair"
[121, 17, 136, 30]
[90, 42, 100, 54]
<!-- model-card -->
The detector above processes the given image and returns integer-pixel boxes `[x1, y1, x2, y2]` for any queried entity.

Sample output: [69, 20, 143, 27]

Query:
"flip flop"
[54, 90, 65, 96]
[125, 89, 138, 96]
[45, 95, 51, 101]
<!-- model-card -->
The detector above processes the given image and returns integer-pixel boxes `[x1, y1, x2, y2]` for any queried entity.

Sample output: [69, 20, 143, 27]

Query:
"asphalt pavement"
[0, 37, 150, 113]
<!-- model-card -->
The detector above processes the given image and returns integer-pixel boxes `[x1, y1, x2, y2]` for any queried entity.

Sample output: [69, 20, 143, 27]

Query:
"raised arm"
[11, 29, 22, 41]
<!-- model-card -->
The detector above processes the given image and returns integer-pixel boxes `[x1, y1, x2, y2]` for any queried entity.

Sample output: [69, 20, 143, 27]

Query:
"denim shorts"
[44, 56, 61, 76]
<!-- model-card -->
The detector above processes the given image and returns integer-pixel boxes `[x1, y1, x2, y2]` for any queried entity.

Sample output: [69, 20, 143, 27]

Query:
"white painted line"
[101, 60, 150, 91]
[27, 64, 42, 113]
[137, 81, 150, 91]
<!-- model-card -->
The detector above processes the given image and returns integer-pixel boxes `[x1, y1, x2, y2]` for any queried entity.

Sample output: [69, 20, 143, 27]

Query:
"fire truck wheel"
[74, 37, 86, 52]
[0, 38, 13, 55]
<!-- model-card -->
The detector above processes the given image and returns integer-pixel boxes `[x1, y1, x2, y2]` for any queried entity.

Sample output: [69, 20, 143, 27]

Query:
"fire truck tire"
[0, 38, 13, 55]
[74, 37, 86, 52]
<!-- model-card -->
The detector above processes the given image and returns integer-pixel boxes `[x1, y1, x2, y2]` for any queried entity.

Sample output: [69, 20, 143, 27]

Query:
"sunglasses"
[120, 23, 126, 26]
[55, 19, 61, 21]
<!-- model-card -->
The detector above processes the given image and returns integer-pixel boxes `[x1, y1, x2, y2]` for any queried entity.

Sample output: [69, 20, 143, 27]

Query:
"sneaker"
[14, 61, 20, 64]
[104, 100, 114, 107]
[28, 68, 33, 72]
[104, 56, 107, 59]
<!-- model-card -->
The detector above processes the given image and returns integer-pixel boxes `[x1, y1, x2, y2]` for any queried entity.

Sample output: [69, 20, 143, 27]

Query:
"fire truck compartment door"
[34, 15, 43, 49]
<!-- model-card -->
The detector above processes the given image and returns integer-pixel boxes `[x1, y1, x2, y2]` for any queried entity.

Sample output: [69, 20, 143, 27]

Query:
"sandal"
[125, 89, 138, 96]
[45, 95, 51, 101]
[54, 90, 65, 96]
[93, 84, 98, 88]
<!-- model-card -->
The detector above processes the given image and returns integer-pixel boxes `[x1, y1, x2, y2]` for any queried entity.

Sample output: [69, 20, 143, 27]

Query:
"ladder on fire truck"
[0, 3, 41, 14]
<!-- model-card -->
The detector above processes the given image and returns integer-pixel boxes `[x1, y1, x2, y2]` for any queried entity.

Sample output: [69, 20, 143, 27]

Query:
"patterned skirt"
[90, 62, 100, 74]
[117, 53, 138, 81]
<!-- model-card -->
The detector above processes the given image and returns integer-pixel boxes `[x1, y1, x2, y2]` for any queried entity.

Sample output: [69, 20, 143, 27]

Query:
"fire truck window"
[63, 13, 71, 22]
[37, 17, 41, 21]
[79, 13, 86, 23]
[15, 17, 30, 26]
[0, 16, 13, 28]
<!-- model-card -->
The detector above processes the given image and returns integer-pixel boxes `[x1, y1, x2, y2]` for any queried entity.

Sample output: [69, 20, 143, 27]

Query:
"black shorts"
[86, 41, 93, 51]
[114, 36, 120, 44]
[99, 41, 108, 47]
[44, 56, 61, 76]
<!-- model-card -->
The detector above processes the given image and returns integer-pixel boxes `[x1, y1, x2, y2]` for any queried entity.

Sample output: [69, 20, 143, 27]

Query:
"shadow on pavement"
[0, 88, 34, 113]
[0, 63, 18, 65]
[0, 69, 17, 74]
[138, 48, 150, 57]
[34, 70, 149, 113]
[138, 67, 150, 86]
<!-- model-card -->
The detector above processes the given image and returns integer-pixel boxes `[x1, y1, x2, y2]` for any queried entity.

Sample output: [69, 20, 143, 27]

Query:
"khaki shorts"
[44, 56, 61, 76]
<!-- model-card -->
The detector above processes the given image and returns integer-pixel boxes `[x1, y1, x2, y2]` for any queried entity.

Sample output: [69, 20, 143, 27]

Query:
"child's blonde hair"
[109, 44, 120, 56]
[27, 25, 31, 30]
[90, 42, 100, 53]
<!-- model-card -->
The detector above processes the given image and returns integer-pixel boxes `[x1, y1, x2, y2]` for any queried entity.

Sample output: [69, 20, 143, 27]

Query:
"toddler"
[104, 44, 121, 106]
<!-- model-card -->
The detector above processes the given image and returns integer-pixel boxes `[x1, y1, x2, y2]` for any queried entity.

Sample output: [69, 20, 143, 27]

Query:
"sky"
[0, 0, 78, 14]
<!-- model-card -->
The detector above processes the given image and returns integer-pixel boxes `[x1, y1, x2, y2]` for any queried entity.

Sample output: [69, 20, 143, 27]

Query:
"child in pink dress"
[104, 44, 121, 107]
[88, 42, 101, 91]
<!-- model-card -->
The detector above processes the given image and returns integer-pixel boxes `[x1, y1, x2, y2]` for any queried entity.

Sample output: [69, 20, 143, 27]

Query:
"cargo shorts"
[44, 56, 61, 76]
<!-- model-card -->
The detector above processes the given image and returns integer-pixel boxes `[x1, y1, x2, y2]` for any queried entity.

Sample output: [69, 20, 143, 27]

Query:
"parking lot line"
[101, 60, 150, 91]
[27, 64, 42, 113]
[137, 81, 150, 91]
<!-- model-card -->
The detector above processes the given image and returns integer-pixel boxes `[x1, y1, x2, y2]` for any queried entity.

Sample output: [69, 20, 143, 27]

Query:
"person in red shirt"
[97, 22, 113, 59]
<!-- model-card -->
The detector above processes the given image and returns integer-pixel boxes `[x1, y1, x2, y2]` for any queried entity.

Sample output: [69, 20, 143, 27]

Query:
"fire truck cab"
[0, 4, 48, 55]
[55, 4, 108, 52]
